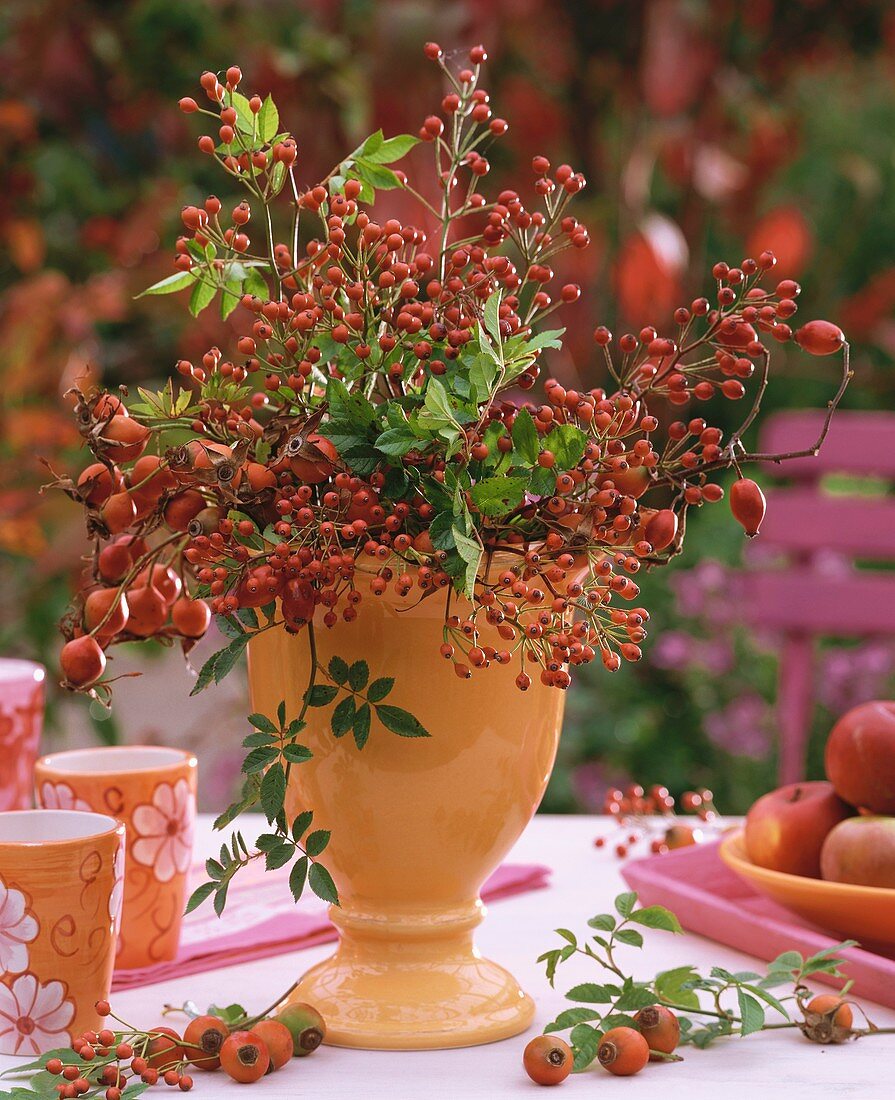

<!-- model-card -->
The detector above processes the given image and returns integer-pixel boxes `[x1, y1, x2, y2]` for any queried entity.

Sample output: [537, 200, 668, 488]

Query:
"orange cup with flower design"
[0, 809, 125, 1054]
[0, 659, 45, 812]
[34, 746, 197, 970]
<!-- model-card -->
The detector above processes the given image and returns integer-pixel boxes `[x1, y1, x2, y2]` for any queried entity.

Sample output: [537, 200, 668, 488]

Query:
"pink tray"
[622, 840, 895, 1008]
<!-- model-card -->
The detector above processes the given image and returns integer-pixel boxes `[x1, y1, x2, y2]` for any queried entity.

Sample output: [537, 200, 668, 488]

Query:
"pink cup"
[0, 659, 45, 812]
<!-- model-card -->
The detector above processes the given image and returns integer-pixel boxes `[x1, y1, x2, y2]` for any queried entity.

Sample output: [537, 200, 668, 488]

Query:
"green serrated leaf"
[366, 677, 394, 702]
[185, 881, 216, 915]
[289, 856, 309, 900]
[587, 913, 616, 932]
[260, 763, 286, 822]
[737, 989, 765, 1036]
[374, 704, 431, 738]
[614, 928, 644, 948]
[614, 891, 637, 918]
[565, 982, 612, 1004]
[291, 810, 313, 840]
[305, 829, 331, 856]
[242, 746, 279, 774]
[138, 271, 197, 297]
[248, 713, 278, 735]
[353, 702, 371, 750]
[570, 1023, 601, 1071]
[331, 695, 357, 738]
[511, 408, 539, 464]
[305, 684, 338, 707]
[483, 291, 502, 344]
[544, 422, 587, 469]
[469, 476, 527, 516]
[265, 842, 295, 871]
[544, 1007, 604, 1033]
[258, 94, 280, 142]
[328, 656, 350, 684]
[189, 278, 217, 317]
[629, 905, 683, 933]
[309, 862, 340, 905]
[348, 660, 369, 691]
[362, 133, 418, 163]
[283, 743, 313, 764]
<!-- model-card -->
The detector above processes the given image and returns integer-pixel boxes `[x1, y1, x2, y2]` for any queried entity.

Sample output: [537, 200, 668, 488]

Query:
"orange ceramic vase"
[34, 747, 198, 970]
[0, 809, 124, 1054]
[248, 577, 566, 1050]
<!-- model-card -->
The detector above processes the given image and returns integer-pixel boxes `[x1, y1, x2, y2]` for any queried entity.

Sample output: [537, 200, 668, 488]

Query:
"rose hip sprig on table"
[50, 40, 850, 718]
[0, 996, 325, 1096]
[594, 784, 721, 858]
[526, 892, 894, 1084]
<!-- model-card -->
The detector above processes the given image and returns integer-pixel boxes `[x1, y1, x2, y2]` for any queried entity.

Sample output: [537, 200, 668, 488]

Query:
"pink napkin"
[113, 861, 549, 991]
[622, 840, 895, 1008]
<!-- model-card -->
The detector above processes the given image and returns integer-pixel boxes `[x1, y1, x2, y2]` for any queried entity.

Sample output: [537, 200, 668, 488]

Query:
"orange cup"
[0, 809, 125, 1054]
[34, 746, 198, 970]
[0, 659, 45, 811]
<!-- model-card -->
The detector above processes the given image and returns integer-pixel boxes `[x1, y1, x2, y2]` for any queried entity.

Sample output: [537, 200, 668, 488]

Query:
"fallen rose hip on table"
[34, 746, 197, 970]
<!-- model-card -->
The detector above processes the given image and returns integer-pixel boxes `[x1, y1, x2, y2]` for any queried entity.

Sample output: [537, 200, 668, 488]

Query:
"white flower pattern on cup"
[0, 973, 74, 1055]
[0, 877, 38, 975]
[131, 779, 194, 883]
[38, 780, 92, 814]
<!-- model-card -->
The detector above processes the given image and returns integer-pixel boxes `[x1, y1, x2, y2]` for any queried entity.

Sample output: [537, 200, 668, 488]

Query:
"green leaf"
[265, 842, 295, 871]
[258, 94, 280, 142]
[260, 763, 286, 822]
[629, 905, 683, 933]
[615, 981, 657, 1012]
[242, 746, 278, 774]
[614, 891, 637, 918]
[468, 353, 499, 402]
[470, 476, 527, 516]
[544, 1007, 604, 1032]
[587, 913, 616, 932]
[353, 158, 403, 190]
[422, 377, 461, 427]
[537, 948, 562, 987]
[655, 965, 700, 1011]
[331, 696, 356, 738]
[248, 713, 278, 735]
[185, 881, 216, 915]
[189, 278, 217, 317]
[138, 271, 196, 297]
[555, 928, 578, 948]
[524, 327, 565, 352]
[348, 660, 369, 691]
[570, 1023, 601, 1071]
[366, 677, 393, 702]
[328, 656, 350, 684]
[362, 133, 419, 163]
[767, 950, 804, 973]
[565, 983, 612, 1004]
[452, 525, 483, 600]
[511, 408, 539, 464]
[244, 266, 269, 299]
[326, 377, 376, 426]
[305, 684, 338, 707]
[375, 425, 420, 457]
[283, 743, 313, 764]
[544, 423, 587, 469]
[614, 928, 644, 948]
[305, 829, 331, 856]
[289, 856, 309, 901]
[213, 881, 229, 917]
[242, 731, 275, 748]
[742, 982, 790, 1019]
[484, 291, 502, 344]
[220, 278, 242, 320]
[353, 702, 371, 750]
[291, 810, 313, 840]
[737, 989, 765, 1036]
[375, 704, 431, 738]
[309, 862, 340, 905]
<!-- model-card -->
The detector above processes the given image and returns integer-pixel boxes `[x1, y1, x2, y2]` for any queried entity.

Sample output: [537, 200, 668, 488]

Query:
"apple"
[825, 701, 895, 813]
[745, 781, 853, 878]
[820, 816, 895, 888]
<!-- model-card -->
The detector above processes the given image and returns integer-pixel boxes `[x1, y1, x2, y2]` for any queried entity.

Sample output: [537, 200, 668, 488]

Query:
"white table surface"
[3, 814, 892, 1098]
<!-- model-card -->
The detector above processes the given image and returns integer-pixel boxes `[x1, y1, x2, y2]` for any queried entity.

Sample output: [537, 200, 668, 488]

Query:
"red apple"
[820, 816, 895, 888]
[745, 781, 853, 878]
[825, 701, 895, 813]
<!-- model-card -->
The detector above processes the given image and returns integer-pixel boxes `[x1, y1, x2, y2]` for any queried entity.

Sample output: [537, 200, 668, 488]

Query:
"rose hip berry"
[807, 994, 853, 1030]
[184, 1014, 230, 1071]
[275, 1003, 326, 1056]
[597, 1026, 650, 1076]
[220, 1030, 270, 1083]
[634, 1004, 680, 1057]
[523, 1034, 572, 1085]
[251, 1018, 294, 1070]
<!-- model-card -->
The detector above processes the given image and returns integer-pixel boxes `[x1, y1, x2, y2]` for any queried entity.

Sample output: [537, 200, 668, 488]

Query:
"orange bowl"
[719, 830, 895, 950]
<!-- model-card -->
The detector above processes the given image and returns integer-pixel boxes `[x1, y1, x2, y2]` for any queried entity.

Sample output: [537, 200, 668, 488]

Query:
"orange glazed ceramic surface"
[720, 830, 895, 950]
[0, 809, 124, 1054]
[248, 578, 566, 1050]
[34, 746, 197, 970]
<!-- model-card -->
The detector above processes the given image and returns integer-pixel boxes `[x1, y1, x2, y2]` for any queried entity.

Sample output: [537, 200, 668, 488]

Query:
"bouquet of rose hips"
[49, 41, 850, 708]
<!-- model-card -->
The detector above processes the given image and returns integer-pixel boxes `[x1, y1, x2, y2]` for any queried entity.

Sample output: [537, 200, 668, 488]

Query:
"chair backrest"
[739, 410, 895, 638]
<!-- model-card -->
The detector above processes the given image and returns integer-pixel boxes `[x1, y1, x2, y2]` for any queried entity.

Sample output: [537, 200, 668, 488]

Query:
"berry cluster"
[51, 42, 850, 703]
[594, 784, 720, 858]
[37, 998, 323, 1097]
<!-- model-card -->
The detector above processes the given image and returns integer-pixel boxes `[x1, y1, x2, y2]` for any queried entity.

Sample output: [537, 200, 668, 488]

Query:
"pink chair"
[737, 410, 895, 784]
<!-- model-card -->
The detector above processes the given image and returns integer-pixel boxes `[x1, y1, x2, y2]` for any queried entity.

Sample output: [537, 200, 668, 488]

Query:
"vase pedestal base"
[284, 900, 535, 1050]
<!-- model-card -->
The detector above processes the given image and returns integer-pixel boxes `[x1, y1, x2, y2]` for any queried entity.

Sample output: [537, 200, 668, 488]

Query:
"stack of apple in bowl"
[720, 702, 895, 949]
